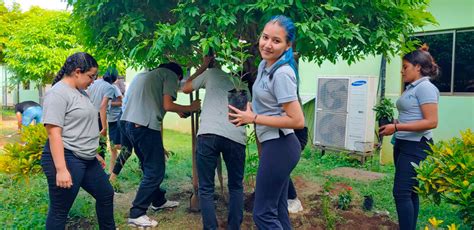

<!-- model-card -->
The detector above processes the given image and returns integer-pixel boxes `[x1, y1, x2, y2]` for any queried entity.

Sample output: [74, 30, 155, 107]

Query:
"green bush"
[0, 124, 47, 180]
[413, 129, 474, 226]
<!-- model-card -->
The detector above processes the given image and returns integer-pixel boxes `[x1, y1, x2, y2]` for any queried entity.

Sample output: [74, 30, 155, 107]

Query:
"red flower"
[347, 186, 353, 191]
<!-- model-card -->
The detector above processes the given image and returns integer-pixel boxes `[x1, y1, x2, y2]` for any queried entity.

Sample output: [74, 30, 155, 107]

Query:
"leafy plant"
[0, 124, 47, 180]
[337, 186, 353, 210]
[216, 39, 252, 92]
[373, 97, 396, 122]
[413, 129, 474, 225]
[425, 217, 459, 230]
[243, 130, 258, 192]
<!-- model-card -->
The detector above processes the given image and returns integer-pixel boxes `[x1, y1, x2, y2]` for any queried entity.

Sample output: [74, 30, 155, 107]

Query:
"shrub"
[337, 186, 353, 210]
[0, 124, 47, 180]
[244, 130, 259, 191]
[413, 129, 474, 225]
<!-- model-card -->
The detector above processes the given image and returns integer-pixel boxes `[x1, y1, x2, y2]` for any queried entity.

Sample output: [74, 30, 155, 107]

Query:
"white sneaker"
[150, 200, 180, 211]
[288, 198, 303, 213]
[128, 215, 158, 227]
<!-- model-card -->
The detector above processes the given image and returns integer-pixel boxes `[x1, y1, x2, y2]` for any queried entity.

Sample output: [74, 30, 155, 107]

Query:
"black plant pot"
[378, 117, 392, 127]
[228, 89, 249, 121]
[363, 195, 374, 211]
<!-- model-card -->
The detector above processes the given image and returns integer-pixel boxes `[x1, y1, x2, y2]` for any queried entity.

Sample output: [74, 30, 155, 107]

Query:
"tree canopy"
[1, 5, 81, 86]
[68, 0, 436, 78]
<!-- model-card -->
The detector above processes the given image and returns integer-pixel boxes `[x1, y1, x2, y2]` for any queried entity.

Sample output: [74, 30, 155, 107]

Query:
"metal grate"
[317, 78, 349, 113]
[314, 111, 347, 148]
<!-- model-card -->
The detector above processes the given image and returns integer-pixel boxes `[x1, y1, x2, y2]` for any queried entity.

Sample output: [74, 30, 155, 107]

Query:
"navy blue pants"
[125, 122, 167, 218]
[41, 149, 115, 229]
[253, 132, 300, 229]
[112, 120, 133, 175]
[197, 134, 246, 230]
[393, 137, 432, 230]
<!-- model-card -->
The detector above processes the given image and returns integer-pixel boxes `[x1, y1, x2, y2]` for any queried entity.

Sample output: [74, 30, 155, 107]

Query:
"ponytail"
[403, 44, 440, 78]
[52, 52, 98, 85]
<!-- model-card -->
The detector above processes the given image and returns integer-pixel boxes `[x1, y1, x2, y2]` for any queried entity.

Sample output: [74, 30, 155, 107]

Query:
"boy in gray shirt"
[122, 62, 200, 227]
[182, 56, 247, 230]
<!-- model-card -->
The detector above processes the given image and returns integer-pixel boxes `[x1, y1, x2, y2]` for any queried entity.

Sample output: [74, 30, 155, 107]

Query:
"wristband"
[253, 114, 258, 124]
[394, 123, 398, 132]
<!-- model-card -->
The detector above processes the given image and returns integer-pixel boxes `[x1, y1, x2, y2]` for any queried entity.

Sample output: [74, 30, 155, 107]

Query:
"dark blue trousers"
[393, 137, 432, 230]
[112, 120, 133, 175]
[41, 150, 115, 230]
[253, 133, 300, 230]
[197, 134, 246, 230]
[125, 122, 167, 218]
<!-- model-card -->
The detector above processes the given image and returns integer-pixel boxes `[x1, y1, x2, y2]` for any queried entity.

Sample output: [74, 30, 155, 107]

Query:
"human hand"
[96, 154, 106, 169]
[56, 168, 73, 189]
[100, 128, 107, 136]
[190, 99, 201, 112]
[228, 102, 254, 126]
[379, 124, 396, 136]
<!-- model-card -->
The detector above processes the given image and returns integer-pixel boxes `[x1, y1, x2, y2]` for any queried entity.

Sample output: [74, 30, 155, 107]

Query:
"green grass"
[0, 130, 471, 229]
[1, 108, 15, 117]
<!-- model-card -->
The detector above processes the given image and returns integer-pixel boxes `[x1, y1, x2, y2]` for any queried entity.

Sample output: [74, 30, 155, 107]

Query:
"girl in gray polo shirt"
[229, 15, 304, 229]
[380, 45, 439, 230]
[41, 52, 115, 229]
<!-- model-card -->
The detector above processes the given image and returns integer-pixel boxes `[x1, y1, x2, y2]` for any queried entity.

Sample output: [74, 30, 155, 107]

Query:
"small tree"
[413, 129, 474, 225]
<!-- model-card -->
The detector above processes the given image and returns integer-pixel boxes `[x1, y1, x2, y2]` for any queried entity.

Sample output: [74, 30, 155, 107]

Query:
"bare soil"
[325, 167, 386, 182]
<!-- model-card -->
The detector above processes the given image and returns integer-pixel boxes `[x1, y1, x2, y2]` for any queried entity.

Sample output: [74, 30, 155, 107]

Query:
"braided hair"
[52, 52, 98, 85]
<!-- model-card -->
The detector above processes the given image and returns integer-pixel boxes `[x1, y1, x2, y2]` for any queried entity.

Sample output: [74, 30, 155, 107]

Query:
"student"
[14, 100, 42, 130]
[229, 15, 304, 229]
[103, 71, 123, 175]
[380, 45, 439, 230]
[87, 68, 117, 159]
[121, 62, 201, 227]
[182, 55, 247, 230]
[41, 52, 115, 229]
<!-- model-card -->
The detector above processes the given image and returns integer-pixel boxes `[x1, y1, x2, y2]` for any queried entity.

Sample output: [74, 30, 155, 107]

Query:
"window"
[415, 29, 474, 94]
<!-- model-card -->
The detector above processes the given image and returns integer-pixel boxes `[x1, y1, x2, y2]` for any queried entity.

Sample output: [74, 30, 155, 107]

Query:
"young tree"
[68, 0, 436, 79]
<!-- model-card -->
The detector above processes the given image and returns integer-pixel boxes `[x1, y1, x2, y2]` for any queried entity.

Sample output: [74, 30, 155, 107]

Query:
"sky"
[4, 0, 69, 11]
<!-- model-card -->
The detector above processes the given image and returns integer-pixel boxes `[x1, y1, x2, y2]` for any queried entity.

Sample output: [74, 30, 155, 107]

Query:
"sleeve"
[272, 68, 298, 104]
[42, 92, 68, 127]
[416, 82, 439, 105]
[14, 103, 21, 113]
[192, 70, 208, 90]
[163, 73, 179, 100]
[104, 85, 116, 99]
[113, 85, 122, 97]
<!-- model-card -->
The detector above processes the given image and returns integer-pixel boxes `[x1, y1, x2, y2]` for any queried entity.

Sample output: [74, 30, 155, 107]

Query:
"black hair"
[158, 62, 183, 80]
[52, 52, 98, 85]
[103, 67, 118, 84]
[403, 44, 439, 78]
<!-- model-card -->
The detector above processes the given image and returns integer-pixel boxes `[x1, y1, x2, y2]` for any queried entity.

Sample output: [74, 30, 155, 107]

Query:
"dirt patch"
[325, 167, 386, 182]
[337, 209, 398, 230]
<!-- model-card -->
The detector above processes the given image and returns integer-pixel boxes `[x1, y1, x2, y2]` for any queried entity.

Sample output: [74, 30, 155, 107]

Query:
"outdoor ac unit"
[313, 76, 377, 153]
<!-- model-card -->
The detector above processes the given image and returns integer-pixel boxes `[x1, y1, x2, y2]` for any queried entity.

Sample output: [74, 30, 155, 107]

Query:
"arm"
[45, 124, 73, 188]
[380, 103, 438, 136]
[16, 112, 22, 130]
[99, 97, 109, 136]
[182, 56, 213, 94]
[162, 94, 200, 113]
[229, 101, 305, 129]
[110, 96, 122, 107]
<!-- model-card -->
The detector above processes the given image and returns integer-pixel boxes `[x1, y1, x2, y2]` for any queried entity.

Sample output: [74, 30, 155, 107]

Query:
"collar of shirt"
[407, 76, 430, 89]
[262, 55, 288, 75]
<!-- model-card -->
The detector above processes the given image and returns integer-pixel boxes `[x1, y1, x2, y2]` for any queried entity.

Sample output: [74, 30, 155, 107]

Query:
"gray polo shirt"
[395, 77, 439, 141]
[87, 79, 115, 111]
[252, 59, 298, 143]
[192, 68, 247, 145]
[107, 85, 123, 122]
[120, 68, 179, 131]
[42, 81, 99, 160]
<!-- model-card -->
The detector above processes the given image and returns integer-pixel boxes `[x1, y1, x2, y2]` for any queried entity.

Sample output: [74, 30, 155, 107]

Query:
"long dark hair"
[403, 44, 439, 78]
[52, 52, 98, 85]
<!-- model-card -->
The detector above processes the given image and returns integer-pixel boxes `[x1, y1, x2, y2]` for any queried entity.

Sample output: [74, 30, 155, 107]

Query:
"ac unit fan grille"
[314, 112, 347, 148]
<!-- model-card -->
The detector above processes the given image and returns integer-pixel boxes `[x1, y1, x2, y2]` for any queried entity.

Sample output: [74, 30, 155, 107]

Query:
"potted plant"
[363, 192, 374, 211]
[373, 97, 395, 127]
[215, 39, 252, 120]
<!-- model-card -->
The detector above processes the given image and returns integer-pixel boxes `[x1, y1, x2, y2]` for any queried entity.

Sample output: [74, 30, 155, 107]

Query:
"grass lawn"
[0, 128, 470, 229]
